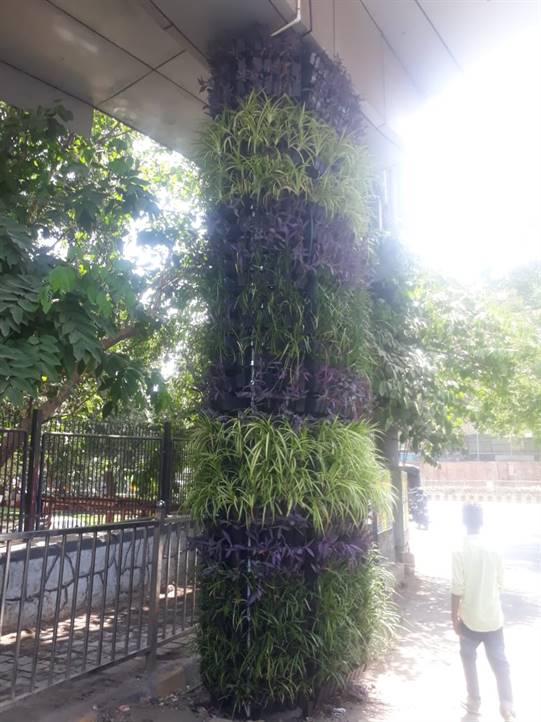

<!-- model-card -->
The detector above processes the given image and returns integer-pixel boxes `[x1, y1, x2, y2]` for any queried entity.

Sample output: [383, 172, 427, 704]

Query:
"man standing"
[451, 503, 515, 720]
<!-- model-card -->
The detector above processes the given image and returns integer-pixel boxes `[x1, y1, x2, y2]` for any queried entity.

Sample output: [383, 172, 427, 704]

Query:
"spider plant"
[313, 551, 399, 688]
[197, 91, 373, 237]
[189, 414, 392, 533]
[198, 569, 317, 715]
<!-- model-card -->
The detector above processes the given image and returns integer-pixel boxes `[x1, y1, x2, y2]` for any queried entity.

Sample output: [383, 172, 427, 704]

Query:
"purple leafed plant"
[312, 364, 372, 420]
[206, 198, 370, 288]
[192, 515, 374, 591]
[203, 27, 302, 117]
[202, 27, 363, 136]
[303, 49, 364, 136]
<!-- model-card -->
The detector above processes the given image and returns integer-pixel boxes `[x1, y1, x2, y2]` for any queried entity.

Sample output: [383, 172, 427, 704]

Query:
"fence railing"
[0, 414, 194, 532]
[0, 424, 28, 534]
[0, 513, 198, 709]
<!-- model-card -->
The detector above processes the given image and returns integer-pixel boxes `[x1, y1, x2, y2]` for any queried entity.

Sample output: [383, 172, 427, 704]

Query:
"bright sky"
[395, 27, 541, 283]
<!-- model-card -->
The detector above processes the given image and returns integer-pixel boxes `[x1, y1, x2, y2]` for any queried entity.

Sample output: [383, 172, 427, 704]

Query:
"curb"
[146, 654, 201, 699]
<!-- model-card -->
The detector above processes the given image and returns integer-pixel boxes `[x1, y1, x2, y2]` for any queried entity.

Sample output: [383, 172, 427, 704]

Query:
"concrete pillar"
[381, 427, 413, 568]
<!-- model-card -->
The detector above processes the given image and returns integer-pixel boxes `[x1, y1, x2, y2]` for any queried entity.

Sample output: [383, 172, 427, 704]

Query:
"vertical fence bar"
[145, 506, 164, 670]
[110, 528, 124, 661]
[161, 524, 171, 640]
[182, 537, 189, 631]
[48, 533, 67, 684]
[10, 433, 20, 531]
[65, 531, 83, 678]
[172, 525, 182, 636]
[136, 526, 149, 650]
[29, 534, 50, 692]
[0, 538, 12, 635]
[18, 430, 29, 533]
[82, 530, 98, 672]
[159, 422, 173, 513]
[25, 410, 42, 531]
[124, 524, 137, 656]
[36, 432, 48, 529]
[102, 436, 112, 525]
[65, 431, 76, 528]
[96, 530, 112, 666]
[12, 538, 32, 698]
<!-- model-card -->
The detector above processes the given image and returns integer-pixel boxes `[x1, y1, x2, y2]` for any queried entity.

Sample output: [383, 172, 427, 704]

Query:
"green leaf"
[48, 265, 77, 293]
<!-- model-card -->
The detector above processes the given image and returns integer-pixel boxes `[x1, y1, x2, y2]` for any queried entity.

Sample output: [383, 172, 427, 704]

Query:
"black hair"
[462, 503, 483, 533]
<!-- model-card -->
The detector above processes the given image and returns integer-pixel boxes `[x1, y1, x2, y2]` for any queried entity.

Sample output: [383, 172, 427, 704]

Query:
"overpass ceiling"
[361, 0, 539, 95]
[0, 0, 537, 155]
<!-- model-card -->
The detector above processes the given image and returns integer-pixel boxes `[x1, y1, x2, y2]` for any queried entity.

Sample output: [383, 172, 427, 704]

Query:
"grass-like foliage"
[198, 551, 397, 715]
[198, 568, 317, 712]
[196, 30, 396, 715]
[189, 415, 391, 533]
[314, 279, 374, 373]
[198, 91, 373, 237]
[313, 552, 399, 687]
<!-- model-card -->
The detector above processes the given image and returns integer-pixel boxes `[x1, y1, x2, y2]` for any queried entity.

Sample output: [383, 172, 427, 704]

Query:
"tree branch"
[0, 324, 141, 467]
[102, 325, 140, 350]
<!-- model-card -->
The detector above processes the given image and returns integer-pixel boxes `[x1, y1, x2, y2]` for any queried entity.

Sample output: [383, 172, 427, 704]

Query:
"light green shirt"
[451, 534, 504, 632]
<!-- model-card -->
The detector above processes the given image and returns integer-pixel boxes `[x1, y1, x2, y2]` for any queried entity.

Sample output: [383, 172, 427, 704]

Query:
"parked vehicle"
[409, 486, 430, 529]
[402, 463, 430, 530]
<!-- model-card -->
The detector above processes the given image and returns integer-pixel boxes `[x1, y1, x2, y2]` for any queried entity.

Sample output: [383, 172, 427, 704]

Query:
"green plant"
[189, 415, 391, 533]
[200, 228, 375, 386]
[0, 100, 204, 432]
[314, 278, 374, 374]
[198, 568, 317, 713]
[198, 91, 373, 237]
[197, 551, 398, 715]
[313, 551, 398, 688]
[195, 33, 394, 714]
[201, 247, 310, 375]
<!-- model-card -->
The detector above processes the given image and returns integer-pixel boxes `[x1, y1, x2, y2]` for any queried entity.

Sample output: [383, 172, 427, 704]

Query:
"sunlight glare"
[395, 27, 541, 282]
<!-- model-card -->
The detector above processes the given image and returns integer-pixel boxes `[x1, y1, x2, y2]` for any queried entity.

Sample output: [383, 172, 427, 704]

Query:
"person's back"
[455, 533, 504, 633]
[451, 504, 515, 721]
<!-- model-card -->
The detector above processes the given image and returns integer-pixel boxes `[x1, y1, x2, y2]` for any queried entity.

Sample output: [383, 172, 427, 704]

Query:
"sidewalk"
[325, 504, 541, 722]
[324, 572, 539, 722]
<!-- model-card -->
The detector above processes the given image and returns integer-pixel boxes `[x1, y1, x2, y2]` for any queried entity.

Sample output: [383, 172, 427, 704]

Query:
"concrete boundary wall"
[426, 489, 541, 504]
[421, 461, 541, 484]
[0, 524, 193, 634]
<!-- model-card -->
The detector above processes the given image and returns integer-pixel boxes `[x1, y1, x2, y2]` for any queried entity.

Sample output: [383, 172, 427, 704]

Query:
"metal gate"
[0, 414, 194, 533]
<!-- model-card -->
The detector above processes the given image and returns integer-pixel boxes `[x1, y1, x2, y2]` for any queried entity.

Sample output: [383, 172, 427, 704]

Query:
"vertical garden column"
[190, 29, 395, 715]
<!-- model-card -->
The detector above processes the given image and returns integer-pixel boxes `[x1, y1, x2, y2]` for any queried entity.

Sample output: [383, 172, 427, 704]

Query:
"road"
[355, 501, 541, 722]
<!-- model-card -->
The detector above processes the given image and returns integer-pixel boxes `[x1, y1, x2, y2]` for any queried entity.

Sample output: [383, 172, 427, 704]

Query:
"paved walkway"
[319, 502, 541, 722]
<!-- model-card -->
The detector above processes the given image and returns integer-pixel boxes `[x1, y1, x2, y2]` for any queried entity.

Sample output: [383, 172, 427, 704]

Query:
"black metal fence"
[0, 422, 27, 534]
[0, 513, 198, 709]
[0, 414, 195, 533]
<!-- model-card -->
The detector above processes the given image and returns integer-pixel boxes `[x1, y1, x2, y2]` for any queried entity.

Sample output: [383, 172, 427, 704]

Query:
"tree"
[471, 263, 541, 437]
[370, 238, 541, 461]
[0, 102, 202, 439]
